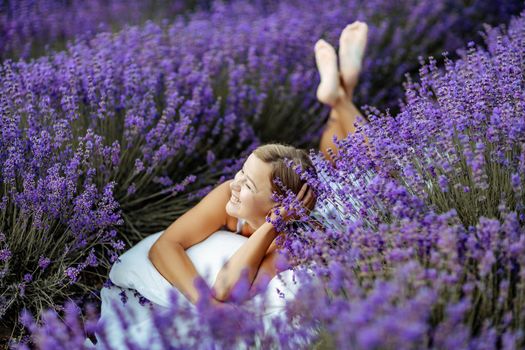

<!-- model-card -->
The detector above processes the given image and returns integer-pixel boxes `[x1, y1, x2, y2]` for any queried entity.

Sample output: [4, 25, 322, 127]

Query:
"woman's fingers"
[270, 185, 315, 221]
[305, 190, 314, 207]
[297, 183, 308, 200]
[298, 186, 315, 209]
[301, 190, 308, 203]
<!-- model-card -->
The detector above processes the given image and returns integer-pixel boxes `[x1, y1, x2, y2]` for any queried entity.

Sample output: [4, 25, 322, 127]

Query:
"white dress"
[84, 219, 311, 349]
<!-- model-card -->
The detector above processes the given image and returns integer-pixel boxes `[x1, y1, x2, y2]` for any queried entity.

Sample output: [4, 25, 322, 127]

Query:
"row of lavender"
[2, 0, 523, 111]
[1, 0, 524, 347]
[16, 9, 525, 349]
[0, 0, 210, 61]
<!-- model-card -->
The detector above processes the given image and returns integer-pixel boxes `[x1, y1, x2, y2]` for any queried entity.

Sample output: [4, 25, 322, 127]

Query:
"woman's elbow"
[214, 291, 229, 302]
[212, 275, 230, 302]
[148, 241, 161, 263]
[213, 273, 255, 302]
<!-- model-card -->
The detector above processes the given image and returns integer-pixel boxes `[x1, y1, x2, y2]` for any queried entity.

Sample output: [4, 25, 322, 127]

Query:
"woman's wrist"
[259, 221, 279, 239]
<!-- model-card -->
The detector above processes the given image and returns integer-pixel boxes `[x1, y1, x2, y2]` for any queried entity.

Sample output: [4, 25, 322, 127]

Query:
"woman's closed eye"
[241, 170, 253, 190]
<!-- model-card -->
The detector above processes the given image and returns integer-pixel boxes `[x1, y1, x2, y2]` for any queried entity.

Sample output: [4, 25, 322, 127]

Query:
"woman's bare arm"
[212, 221, 278, 301]
[148, 180, 232, 305]
[247, 248, 283, 298]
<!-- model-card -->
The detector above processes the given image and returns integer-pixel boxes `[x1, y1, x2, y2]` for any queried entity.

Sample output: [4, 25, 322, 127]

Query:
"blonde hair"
[253, 143, 317, 210]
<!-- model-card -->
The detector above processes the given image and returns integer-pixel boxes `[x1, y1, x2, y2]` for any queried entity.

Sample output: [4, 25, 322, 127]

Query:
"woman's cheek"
[239, 188, 251, 203]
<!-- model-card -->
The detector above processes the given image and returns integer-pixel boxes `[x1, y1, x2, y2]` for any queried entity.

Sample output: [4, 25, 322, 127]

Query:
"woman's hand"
[267, 183, 315, 223]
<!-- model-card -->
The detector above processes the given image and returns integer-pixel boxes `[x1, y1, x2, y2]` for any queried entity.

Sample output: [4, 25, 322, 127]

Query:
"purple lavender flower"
[38, 256, 51, 270]
[23, 273, 32, 283]
[0, 248, 12, 262]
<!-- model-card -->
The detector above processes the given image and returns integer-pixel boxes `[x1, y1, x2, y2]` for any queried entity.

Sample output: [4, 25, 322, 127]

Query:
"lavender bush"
[0, 0, 210, 61]
[12, 7, 525, 350]
[0, 63, 126, 340]
[279, 10, 525, 349]
[17, 275, 319, 349]
[1, 20, 259, 237]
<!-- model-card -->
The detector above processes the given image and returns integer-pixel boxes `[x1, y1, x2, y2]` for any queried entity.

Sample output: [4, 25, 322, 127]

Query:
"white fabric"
[108, 230, 251, 307]
[85, 226, 309, 349]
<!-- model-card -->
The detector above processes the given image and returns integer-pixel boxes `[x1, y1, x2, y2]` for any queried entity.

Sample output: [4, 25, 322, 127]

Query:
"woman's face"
[225, 153, 276, 229]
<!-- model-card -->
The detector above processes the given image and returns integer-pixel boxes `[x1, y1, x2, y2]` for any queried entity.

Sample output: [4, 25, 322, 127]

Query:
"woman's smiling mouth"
[230, 193, 241, 204]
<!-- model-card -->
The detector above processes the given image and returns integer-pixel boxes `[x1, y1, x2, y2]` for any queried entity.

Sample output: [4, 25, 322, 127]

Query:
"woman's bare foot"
[339, 21, 368, 99]
[315, 39, 344, 107]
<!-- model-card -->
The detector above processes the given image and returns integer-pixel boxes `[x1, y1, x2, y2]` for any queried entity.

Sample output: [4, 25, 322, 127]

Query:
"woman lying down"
[85, 20, 369, 349]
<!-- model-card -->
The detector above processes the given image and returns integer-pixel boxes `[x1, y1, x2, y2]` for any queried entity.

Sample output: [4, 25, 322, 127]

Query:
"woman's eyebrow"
[242, 166, 258, 191]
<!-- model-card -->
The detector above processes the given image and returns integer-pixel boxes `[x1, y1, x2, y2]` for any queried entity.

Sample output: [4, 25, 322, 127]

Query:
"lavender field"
[1, 0, 525, 349]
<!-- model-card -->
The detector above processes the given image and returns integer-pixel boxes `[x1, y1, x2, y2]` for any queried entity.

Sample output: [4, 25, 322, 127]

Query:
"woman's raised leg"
[318, 109, 346, 162]
[316, 21, 369, 163]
